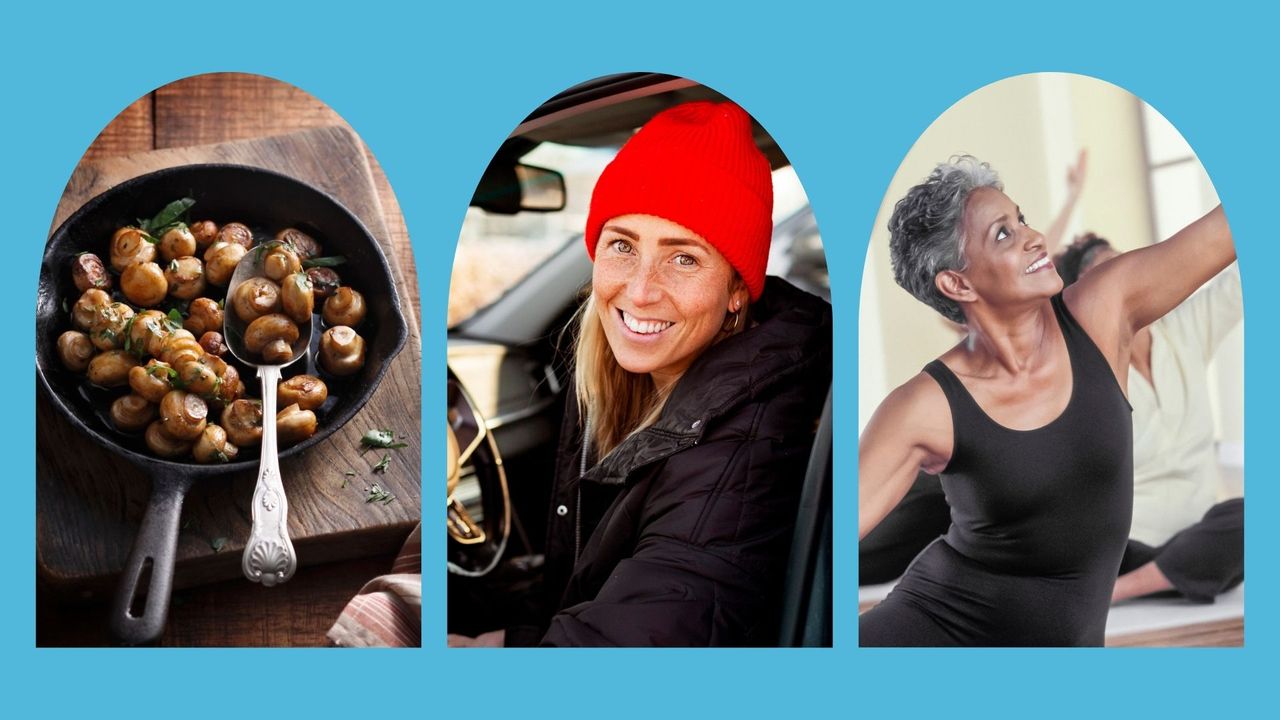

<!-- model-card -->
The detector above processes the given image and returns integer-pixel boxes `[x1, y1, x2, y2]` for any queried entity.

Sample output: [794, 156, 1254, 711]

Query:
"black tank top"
[860, 294, 1133, 646]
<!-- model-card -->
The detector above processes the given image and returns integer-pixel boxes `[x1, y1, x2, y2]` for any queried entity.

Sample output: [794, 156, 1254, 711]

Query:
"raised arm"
[859, 374, 952, 540]
[1068, 205, 1234, 337]
[1043, 149, 1088, 255]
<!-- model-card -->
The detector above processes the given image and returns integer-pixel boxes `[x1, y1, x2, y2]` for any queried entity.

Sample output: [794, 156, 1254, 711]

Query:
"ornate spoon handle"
[242, 364, 297, 586]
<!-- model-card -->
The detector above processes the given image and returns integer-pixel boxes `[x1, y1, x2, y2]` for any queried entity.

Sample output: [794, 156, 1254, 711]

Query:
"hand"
[447, 629, 506, 647]
[1066, 148, 1088, 198]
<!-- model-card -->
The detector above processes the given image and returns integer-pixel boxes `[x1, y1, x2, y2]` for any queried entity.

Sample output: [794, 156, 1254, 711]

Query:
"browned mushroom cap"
[177, 358, 218, 396]
[110, 394, 156, 432]
[222, 399, 264, 447]
[158, 225, 197, 262]
[281, 271, 315, 324]
[277, 374, 328, 411]
[276, 403, 318, 445]
[184, 298, 224, 338]
[244, 313, 300, 354]
[121, 262, 168, 307]
[57, 331, 94, 373]
[145, 420, 194, 458]
[233, 277, 282, 323]
[263, 244, 302, 282]
[159, 390, 208, 441]
[190, 220, 220, 251]
[276, 227, 322, 260]
[71, 253, 112, 293]
[88, 350, 141, 388]
[160, 333, 204, 368]
[72, 288, 111, 331]
[204, 242, 248, 287]
[216, 222, 254, 250]
[110, 226, 157, 272]
[163, 256, 206, 300]
[90, 302, 135, 351]
[321, 287, 366, 327]
[129, 309, 173, 358]
[129, 360, 174, 403]
[319, 325, 366, 376]
[305, 267, 340, 300]
[199, 331, 228, 357]
[193, 424, 239, 464]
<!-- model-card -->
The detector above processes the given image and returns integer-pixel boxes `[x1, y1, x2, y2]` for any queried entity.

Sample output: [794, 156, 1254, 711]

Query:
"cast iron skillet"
[36, 164, 409, 645]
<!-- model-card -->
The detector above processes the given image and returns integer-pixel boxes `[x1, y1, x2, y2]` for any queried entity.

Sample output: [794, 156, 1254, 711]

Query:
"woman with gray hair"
[858, 156, 1234, 646]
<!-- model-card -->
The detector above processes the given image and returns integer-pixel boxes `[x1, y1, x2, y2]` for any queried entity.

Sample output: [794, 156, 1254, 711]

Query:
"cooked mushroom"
[128, 309, 172, 357]
[129, 359, 174, 403]
[204, 241, 248, 287]
[244, 313, 299, 354]
[145, 420, 193, 458]
[276, 227, 321, 260]
[190, 220, 220, 251]
[281, 271, 315, 323]
[71, 253, 112, 293]
[305, 267, 340, 300]
[158, 390, 208, 441]
[276, 403, 317, 445]
[57, 330, 94, 372]
[319, 325, 365, 376]
[213, 364, 244, 408]
[216, 222, 254, 250]
[109, 226, 157, 272]
[72, 288, 111, 331]
[184, 298, 224, 338]
[177, 358, 218, 396]
[278, 374, 328, 411]
[199, 331, 228, 357]
[222, 399, 263, 447]
[121, 261, 168, 307]
[160, 333, 204, 368]
[263, 244, 302, 282]
[232, 277, 281, 323]
[193, 424, 239, 464]
[87, 350, 140, 387]
[262, 338, 294, 364]
[110, 394, 156, 432]
[90, 302, 134, 351]
[163, 256, 206, 300]
[158, 225, 197, 262]
[322, 287, 366, 327]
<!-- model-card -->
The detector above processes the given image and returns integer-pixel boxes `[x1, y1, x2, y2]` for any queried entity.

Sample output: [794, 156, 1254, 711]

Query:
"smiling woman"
[447, 81, 832, 647]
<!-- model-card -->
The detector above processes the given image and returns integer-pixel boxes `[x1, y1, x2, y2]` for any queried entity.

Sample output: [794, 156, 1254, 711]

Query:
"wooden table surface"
[36, 73, 421, 647]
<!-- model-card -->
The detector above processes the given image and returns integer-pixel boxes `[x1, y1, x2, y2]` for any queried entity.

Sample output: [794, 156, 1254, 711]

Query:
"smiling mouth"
[619, 309, 674, 335]
[1025, 255, 1052, 274]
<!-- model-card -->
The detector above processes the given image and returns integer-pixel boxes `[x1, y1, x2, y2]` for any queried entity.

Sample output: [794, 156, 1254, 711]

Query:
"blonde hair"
[573, 277, 749, 460]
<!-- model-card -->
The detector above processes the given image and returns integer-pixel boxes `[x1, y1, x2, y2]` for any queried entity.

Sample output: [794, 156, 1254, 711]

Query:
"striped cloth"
[327, 524, 421, 647]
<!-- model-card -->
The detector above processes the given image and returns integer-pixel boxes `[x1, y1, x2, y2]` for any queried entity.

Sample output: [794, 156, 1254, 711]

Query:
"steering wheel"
[447, 370, 511, 577]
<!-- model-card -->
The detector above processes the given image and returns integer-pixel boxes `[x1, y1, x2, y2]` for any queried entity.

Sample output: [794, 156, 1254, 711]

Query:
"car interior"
[446, 73, 832, 646]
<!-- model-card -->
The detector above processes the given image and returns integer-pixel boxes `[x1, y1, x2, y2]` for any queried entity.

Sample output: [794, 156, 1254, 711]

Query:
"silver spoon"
[224, 245, 313, 586]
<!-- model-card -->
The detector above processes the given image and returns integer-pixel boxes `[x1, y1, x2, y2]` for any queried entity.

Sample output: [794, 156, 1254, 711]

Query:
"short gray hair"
[888, 155, 1002, 324]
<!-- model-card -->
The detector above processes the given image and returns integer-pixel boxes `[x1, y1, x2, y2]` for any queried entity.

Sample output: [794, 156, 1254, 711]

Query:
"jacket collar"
[585, 277, 831, 485]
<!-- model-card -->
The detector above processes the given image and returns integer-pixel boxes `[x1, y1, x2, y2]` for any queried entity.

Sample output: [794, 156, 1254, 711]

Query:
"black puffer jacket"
[506, 277, 831, 646]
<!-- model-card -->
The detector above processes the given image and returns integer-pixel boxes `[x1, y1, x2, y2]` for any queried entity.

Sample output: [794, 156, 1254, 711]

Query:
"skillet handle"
[109, 474, 196, 646]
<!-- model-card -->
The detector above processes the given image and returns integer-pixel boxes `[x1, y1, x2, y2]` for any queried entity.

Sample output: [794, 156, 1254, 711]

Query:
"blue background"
[4, 0, 1273, 716]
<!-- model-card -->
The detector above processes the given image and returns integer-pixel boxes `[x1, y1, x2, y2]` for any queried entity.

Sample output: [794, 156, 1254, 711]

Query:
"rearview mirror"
[471, 160, 566, 214]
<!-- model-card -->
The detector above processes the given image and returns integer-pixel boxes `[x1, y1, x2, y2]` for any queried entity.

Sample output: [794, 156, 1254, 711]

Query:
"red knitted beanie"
[584, 101, 774, 300]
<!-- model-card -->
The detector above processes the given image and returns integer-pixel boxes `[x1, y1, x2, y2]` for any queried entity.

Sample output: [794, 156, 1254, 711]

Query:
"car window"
[450, 142, 616, 327]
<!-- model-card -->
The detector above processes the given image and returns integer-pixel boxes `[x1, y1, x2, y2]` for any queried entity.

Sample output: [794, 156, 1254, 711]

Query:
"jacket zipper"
[575, 414, 592, 563]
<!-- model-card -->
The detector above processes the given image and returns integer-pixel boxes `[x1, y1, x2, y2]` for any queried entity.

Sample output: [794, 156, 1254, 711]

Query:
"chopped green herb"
[213, 449, 230, 464]
[302, 255, 347, 269]
[364, 483, 395, 504]
[373, 454, 391, 474]
[141, 231, 160, 245]
[361, 429, 408, 450]
[61, 298, 69, 314]
[165, 307, 184, 330]
[168, 259, 179, 273]
[142, 198, 196, 234]
[210, 536, 228, 552]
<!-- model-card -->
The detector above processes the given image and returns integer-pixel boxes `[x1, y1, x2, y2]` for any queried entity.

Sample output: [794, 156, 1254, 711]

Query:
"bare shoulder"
[1063, 270, 1128, 365]
[863, 370, 953, 473]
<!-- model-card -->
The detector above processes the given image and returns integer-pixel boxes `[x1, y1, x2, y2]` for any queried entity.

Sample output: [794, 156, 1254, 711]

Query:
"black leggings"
[861, 475, 1244, 603]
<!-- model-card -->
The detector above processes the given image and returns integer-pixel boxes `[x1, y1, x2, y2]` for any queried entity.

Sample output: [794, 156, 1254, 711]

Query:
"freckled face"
[957, 187, 1063, 308]
[592, 214, 745, 387]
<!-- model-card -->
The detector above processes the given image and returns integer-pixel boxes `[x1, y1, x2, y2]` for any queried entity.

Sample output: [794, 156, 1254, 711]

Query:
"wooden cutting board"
[37, 126, 422, 599]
